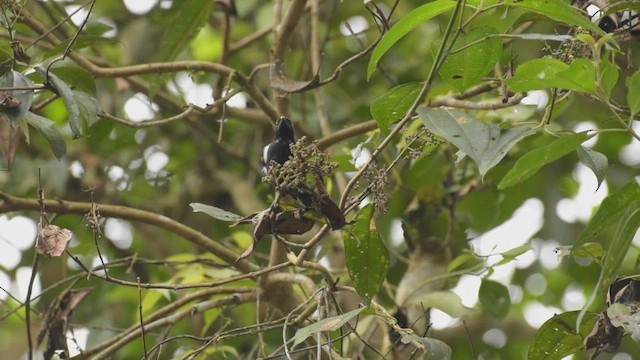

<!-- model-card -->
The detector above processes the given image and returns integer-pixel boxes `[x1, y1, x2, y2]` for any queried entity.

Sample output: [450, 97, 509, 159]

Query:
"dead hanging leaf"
[36, 224, 73, 257]
[270, 59, 320, 93]
[585, 278, 640, 358]
[584, 311, 623, 357]
[37, 288, 92, 360]
[0, 114, 20, 169]
[233, 208, 315, 261]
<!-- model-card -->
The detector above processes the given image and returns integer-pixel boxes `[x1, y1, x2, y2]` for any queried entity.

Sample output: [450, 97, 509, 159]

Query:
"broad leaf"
[401, 334, 452, 360]
[159, 0, 215, 62]
[626, 71, 640, 117]
[367, 0, 457, 79]
[505, 58, 596, 92]
[437, 26, 502, 92]
[578, 206, 640, 328]
[529, 311, 599, 360]
[190, 203, 242, 222]
[371, 83, 421, 134]
[344, 204, 389, 303]
[74, 91, 101, 128]
[418, 107, 534, 178]
[573, 180, 640, 251]
[24, 112, 66, 159]
[35, 66, 83, 137]
[576, 146, 607, 191]
[599, 52, 619, 99]
[506, 0, 606, 36]
[498, 132, 591, 189]
[292, 307, 368, 347]
[479, 279, 511, 318]
[0, 70, 34, 125]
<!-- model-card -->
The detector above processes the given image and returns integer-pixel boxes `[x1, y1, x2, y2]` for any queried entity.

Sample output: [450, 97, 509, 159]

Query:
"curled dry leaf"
[232, 208, 315, 261]
[37, 288, 92, 360]
[270, 59, 320, 93]
[36, 224, 73, 257]
[585, 278, 640, 358]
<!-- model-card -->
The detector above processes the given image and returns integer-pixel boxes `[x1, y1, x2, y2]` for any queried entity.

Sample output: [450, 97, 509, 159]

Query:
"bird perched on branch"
[261, 116, 295, 173]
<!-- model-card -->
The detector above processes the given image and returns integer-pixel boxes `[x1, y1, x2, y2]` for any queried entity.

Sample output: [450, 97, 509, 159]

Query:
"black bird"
[262, 116, 295, 172]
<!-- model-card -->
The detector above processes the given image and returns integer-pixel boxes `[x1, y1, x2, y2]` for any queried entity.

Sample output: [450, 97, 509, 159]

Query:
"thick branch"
[0, 192, 259, 273]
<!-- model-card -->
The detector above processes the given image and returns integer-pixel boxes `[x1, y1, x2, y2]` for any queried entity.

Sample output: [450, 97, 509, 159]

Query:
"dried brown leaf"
[36, 224, 73, 257]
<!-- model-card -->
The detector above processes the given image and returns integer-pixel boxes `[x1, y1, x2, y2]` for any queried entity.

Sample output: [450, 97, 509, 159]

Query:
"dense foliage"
[1, 0, 640, 359]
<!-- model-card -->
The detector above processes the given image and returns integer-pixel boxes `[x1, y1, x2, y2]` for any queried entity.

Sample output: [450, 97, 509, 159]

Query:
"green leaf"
[0, 70, 34, 125]
[35, 35, 119, 65]
[24, 112, 67, 159]
[576, 146, 608, 191]
[49, 66, 97, 94]
[367, 0, 457, 79]
[401, 334, 452, 360]
[344, 204, 389, 303]
[437, 26, 502, 92]
[599, 53, 619, 99]
[578, 205, 640, 328]
[528, 311, 599, 360]
[371, 83, 421, 134]
[190, 203, 242, 222]
[626, 71, 640, 117]
[159, 0, 215, 61]
[498, 132, 591, 189]
[292, 307, 368, 348]
[506, 0, 606, 36]
[418, 107, 535, 178]
[479, 279, 511, 318]
[35, 66, 83, 137]
[505, 58, 596, 92]
[573, 180, 640, 251]
[74, 91, 101, 128]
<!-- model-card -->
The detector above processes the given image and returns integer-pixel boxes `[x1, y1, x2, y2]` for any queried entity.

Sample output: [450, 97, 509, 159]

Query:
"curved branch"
[0, 192, 259, 273]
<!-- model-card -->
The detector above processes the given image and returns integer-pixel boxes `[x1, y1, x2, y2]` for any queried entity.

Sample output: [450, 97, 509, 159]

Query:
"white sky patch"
[508, 284, 523, 304]
[97, 17, 118, 38]
[67, 327, 90, 357]
[227, 92, 248, 109]
[91, 255, 109, 276]
[0, 270, 10, 300]
[69, 160, 84, 178]
[389, 218, 404, 247]
[339, 16, 369, 36]
[430, 308, 458, 330]
[523, 302, 561, 328]
[146, 151, 169, 173]
[556, 164, 608, 223]
[471, 198, 544, 256]
[0, 215, 37, 250]
[520, 90, 548, 110]
[483, 328, 507, 348]
[573, 121, 598, 148]
[451, 275, 481, 308]
[123, 0, 158, 15]
[185, 83, 214, 108]
[15, 266, 41, 302]
[65, 5, 89, 27]
[124, 93, 159, 122]
[104, 218, 133, 250]
[536, 238, 562, 269]
[619, 121, 640, 166]
[107, 166, 125, 182]
[612, 353, 633, 360]
[562, 284, 586, 310]
[350, 145, 372, 169]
